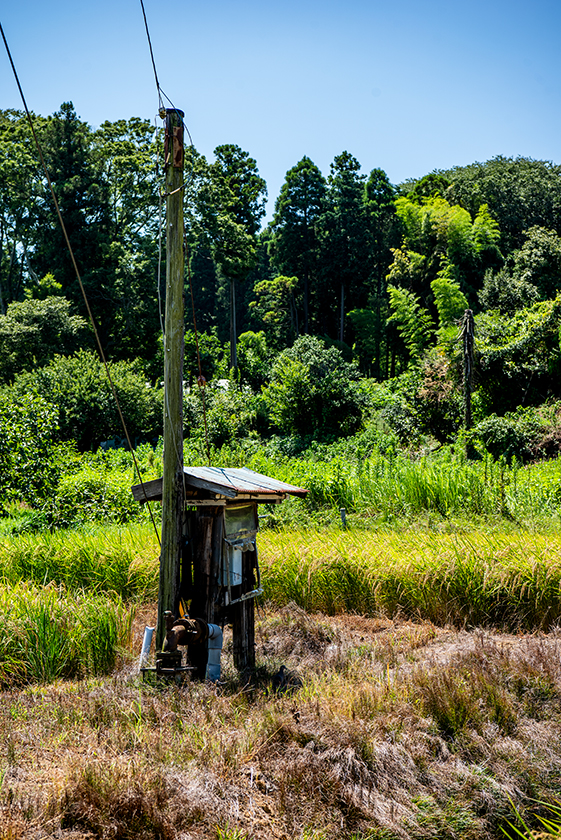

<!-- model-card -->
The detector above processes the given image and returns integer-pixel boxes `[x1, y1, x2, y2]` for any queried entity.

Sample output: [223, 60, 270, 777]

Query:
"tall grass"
[240, 449, 561, 527]
[258, 529, 561, 630]
[0, 524, 159, 600]
[0, 582, 133, 686]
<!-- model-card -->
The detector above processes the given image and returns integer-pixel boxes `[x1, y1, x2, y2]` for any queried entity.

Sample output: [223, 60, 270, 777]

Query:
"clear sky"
[2, 0, 561, 221]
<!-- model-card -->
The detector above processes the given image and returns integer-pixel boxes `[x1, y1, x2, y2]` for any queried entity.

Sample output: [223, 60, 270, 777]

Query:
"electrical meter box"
[132, 466, 307, 673]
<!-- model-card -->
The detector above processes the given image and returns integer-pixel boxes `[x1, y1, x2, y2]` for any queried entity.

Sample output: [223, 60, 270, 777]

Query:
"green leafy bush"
[11, 350, 163, 450]
[0, 295, 89, 384]
[48, 465, 143, 528]
[262, 335, 366, 440]
[0, 391, 61, 509]
[184, 379, 264, 449]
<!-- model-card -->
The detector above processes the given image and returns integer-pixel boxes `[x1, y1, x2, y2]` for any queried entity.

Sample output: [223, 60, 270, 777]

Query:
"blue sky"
[2, 0, 561, 221]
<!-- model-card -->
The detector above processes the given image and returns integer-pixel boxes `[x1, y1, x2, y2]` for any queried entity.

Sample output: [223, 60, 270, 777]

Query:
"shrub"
[0, 390, 61, 509]
[48, 465, 143, 528]
[184, 379, 264, 449]
[12, 350, 163, 450]
[0, 295, 89, 384]
[262, 335, 366, 440]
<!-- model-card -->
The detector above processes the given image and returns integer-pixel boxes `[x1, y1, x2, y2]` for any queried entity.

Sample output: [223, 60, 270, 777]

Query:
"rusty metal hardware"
[163, 612, 208, 651]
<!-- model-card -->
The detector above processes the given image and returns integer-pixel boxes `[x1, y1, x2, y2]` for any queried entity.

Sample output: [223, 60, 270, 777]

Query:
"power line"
[0, 19, 162, 547]
[139, 0, 164, 113]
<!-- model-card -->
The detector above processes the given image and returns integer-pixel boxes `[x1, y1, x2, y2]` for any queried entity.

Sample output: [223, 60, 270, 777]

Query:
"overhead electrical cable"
[0, 19, 162, 547]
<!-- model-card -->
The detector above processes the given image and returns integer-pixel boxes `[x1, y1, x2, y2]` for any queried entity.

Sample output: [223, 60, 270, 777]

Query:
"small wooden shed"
[132, 466, 307, 675]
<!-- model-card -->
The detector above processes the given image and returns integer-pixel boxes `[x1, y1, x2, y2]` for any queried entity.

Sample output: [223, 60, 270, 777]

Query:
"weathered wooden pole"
[156, 108, 185, 651]
[461, 308, 475, 432]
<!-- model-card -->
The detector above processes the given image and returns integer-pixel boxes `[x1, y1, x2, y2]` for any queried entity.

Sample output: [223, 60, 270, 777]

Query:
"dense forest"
[2, 100, 561, 519]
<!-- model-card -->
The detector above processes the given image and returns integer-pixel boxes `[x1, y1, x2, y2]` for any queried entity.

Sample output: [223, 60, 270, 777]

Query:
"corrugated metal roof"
[183, 466, 308, 498]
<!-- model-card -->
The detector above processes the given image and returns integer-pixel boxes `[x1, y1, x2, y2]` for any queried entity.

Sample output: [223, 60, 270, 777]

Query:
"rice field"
[259, 529, 561, 630]
[2, 515, 561, 838]
[0, 582, 132, 686]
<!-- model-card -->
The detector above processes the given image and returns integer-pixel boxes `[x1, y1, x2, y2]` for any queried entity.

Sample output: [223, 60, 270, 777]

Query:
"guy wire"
[139, 0, 164, 113]
[184, 236, 211, 466]
[0, 20, 162, 547]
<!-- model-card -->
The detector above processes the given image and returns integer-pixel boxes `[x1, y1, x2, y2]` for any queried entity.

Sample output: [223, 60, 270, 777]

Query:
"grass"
[5, 523, 561, 631]
[3, 608, 561, 839]
[0, 523, 159, 601]
[0, 582, 133, 685]
[259, 529, 561, 630]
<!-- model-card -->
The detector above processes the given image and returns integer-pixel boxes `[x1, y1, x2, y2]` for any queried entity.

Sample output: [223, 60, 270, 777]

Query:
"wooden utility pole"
[156, 108, 185, 651]
[461, 308, 475, 431]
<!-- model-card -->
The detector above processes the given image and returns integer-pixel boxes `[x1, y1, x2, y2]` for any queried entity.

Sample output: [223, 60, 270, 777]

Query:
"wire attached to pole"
[184, 237, 211, 466]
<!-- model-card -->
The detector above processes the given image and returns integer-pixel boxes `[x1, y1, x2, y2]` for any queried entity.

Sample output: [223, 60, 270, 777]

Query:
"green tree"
[0, 295, 89, 383]
[236, 330, 271, 389]
[249, 275, 298, 349]
[511, 226, 561, 299]
[363, 167, 397, 377]
[431, 269, 469, 339]
[387, 285, 434, 361]
[206, 145, 267, 369]
[0, 109, 45, 308]
[318, 152, 369, 341]
[479, 266, 539, 314]
[11, 350, 162, 450]
[269, 156, 327, 334]
[29, 103, 110, 320]
[0, 391, 60, 508]
[91, 117, 160, 360]
[262, 334, 365, 439]
[446, 156, 561, 253]
[476, 296, 561, 413]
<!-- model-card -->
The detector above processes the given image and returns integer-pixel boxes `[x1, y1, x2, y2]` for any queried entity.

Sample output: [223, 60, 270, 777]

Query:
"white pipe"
[139, 626, 155, 668]
[205, 623, 223, 682]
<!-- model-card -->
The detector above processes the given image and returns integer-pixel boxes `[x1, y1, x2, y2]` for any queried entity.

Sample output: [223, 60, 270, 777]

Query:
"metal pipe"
[205, 623, 223, 682]
[139, 626, 155, 668]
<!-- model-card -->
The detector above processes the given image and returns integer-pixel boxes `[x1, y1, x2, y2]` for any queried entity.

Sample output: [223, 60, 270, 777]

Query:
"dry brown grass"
[2, 605, 561, 839]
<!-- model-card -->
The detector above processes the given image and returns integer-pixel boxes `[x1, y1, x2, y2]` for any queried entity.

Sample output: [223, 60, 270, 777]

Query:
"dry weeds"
[1, 605, 561, 839]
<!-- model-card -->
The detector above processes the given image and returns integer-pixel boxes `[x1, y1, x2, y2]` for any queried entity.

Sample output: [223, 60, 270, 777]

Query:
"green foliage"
[387, 285, 434, 359]
[347, 308, 378, 373]
[317, 151, 370, 337]
[447, 155, 561, 252]
[406, 172, 451, 201]
[476, 296, 561, 413]
[0, 582, 132, 686]
[511, 225, 561, 299]
[48, 465, 143, 528]
[11, 350, 162, 450]
[184, 329, 228, 384]
[470, 402, 561, 462]
[0, 390, 60, 508]
[0, 295, 89, 383]
[268, 156, 327, 333]
[250, 275, 299, 348]
[236, 330, 271, 389]
[184, 379, 262, 450]
[431, 270, 469, 329]
[479, 266, 540, 314]
[262, 335, 366, 440]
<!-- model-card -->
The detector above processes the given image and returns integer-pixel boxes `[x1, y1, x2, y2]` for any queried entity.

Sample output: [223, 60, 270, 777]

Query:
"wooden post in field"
[156, 107, 185, 651]
[461, 308, 475, 432]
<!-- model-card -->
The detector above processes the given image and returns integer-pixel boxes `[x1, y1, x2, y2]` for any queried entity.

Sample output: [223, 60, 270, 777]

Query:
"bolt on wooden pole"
[156, 107, 185, 651]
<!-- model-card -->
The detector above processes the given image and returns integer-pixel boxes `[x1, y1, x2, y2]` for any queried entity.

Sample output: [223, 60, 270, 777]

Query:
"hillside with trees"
[2, 101, 561, 507]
